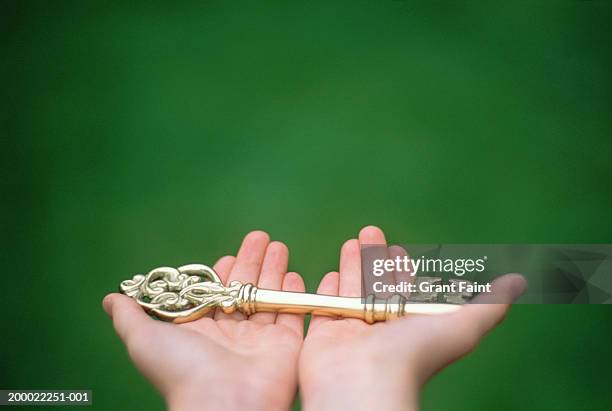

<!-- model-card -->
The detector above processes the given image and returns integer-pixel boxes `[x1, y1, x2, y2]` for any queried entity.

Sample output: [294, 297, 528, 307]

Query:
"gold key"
[120, 264, 460, 324]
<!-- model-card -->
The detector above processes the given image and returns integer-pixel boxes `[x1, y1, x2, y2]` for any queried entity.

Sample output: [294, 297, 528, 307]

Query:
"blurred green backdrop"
[3, 1, 611, 410]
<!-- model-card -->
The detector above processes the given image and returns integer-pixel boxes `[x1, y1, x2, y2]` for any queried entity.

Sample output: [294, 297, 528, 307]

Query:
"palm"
[178, 317, 303, 387]
[300, 319, 374, 375]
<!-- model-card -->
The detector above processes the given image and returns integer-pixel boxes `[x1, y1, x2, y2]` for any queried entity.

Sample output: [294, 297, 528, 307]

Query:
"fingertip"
[213, 255, 236, 285]
[323, 271, 339, 282]
[489, 273, 528, 303]
[283, 272, 305, 292]
[359, 225, 386, 244]
[105, 294, 155, 343]
[215, 255, 236, 266]
[388, 244, 408, 256]
[504, 273, 528, 300]
[102, 294, 115, 316]
[316, 271, 340, 295]
[359, 225, 383, 235]
[106, 293, 150, 314]
[268, 240, 289, 256]
[244, 230, 271, 244]
[103, 293, 132, 316]
[341, 238, 359, 254]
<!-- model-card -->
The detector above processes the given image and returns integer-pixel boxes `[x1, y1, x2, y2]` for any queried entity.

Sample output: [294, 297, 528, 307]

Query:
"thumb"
[103, 293, 156, 345]
[395, 274, 526, 383]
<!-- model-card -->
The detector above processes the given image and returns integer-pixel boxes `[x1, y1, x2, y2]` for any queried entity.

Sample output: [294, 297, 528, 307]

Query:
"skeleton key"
[120, 264, 460, 324]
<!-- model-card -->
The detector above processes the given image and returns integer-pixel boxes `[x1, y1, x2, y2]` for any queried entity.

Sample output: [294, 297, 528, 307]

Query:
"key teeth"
[385, 294, 406, 321]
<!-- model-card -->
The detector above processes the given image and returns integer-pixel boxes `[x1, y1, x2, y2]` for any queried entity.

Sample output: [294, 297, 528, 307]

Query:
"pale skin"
[299, 226, 526, 411]
[103, 231, 306, 411]
[104, 226, 526, 411]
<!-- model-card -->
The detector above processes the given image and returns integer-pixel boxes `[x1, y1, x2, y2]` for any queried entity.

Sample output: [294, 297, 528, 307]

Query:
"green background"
[3, 1, 611, 409]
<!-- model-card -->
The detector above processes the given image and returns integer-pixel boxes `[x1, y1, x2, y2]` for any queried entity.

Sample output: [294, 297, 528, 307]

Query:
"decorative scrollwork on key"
[120, 264, 255, 323]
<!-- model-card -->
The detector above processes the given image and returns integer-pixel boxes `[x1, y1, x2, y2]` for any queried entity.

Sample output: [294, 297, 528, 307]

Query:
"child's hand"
[104, 231, 305, 411]
[299, 226, 526, 411]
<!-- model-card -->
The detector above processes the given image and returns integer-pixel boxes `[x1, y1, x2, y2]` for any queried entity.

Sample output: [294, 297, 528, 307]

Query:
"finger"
[214, 255, 236, 285]
[338, 239, 362, 297]
[103, 293, 158, 346]
[402, 274, 527, 382]
[215, 230, 270, 320]
[469, 273, 527, 305]
[225, 230, 270, 285]
[276, 272, 306, 337]
[202, 255, 236, 318]
[250, 241, 289, 324]
[360, 225, 393, 299]
[316, 271, 341, 295]
[308, 271, 340, 330]
[104, 294, 200, 393]
[339, 225, 387, 298]
[455, 273, 527, 335]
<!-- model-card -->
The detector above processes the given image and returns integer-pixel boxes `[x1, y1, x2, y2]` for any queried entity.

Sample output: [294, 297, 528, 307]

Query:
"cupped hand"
[103, 231, 305, 411]
[299, 226, 526, 411]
